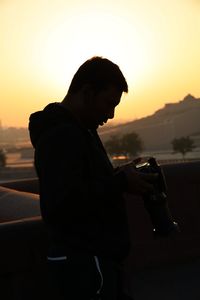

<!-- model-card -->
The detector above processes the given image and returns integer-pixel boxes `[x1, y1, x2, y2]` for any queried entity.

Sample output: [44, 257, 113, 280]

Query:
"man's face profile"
[85, 85, 122, 129]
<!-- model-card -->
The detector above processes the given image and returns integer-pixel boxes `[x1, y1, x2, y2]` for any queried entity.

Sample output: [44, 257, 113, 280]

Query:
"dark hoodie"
[29, 103, 130, 260]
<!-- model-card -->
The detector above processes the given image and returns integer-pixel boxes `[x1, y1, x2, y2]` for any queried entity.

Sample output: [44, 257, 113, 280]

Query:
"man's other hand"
[117, 161, 158, 196]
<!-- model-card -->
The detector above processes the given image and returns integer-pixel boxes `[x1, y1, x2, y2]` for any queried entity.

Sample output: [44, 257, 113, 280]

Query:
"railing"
[0, 161, 200, 299]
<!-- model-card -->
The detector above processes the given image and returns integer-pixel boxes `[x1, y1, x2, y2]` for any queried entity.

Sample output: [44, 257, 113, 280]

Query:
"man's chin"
[89, 121, 106, 130]
[94, 121, 103, 128]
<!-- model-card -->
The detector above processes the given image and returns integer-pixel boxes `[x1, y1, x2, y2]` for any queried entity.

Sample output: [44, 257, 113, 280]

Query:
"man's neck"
[61, 96, 92, 129]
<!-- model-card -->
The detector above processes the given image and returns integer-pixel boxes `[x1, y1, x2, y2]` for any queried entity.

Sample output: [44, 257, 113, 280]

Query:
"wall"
[0, 162, 200, 299]
[124, 162, 200, 269]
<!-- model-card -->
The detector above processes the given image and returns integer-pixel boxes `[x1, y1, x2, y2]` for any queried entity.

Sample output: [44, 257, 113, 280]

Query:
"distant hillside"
[99, 94, 200, 151]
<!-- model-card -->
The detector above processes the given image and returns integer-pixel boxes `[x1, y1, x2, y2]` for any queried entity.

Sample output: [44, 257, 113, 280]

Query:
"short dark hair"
[67, 56, 128, 94]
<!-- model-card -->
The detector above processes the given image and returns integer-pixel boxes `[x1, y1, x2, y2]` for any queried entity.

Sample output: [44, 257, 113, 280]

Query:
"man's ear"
[82, 84, 94, 104]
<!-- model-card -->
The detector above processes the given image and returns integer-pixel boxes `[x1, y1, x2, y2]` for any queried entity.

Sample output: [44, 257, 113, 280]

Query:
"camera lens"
[136, 157, 180, 237]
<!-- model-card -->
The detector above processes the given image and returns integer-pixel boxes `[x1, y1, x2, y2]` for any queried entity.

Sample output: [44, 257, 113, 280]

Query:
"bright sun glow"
[1, 0, 200, 127]
[33, 11, 154, 90]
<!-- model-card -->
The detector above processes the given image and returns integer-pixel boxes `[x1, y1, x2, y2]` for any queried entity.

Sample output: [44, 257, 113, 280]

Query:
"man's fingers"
[132, 157, 142, 165]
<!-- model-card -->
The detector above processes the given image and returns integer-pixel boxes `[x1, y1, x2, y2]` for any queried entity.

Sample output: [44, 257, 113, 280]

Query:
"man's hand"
[116, 159, 158, 196]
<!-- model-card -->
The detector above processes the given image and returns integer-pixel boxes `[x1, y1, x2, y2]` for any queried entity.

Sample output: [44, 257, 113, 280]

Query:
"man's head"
[62, 56, 128, 129]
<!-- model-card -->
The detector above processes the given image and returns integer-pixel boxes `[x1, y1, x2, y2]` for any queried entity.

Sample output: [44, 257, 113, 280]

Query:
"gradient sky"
[1, 0, 200, 127]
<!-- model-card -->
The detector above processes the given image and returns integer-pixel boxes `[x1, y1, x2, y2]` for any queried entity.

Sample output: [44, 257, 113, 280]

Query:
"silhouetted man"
[29, 56, 155, 300]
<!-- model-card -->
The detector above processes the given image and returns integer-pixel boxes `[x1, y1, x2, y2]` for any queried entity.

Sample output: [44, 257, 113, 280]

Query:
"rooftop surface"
[131, 258, 200, 300]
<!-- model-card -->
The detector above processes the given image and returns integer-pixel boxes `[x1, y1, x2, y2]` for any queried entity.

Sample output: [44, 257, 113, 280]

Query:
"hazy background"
[1, 0, 200, 127]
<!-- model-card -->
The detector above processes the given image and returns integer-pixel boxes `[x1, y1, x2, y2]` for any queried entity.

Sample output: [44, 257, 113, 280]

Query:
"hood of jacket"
[29, 102, 74, 148]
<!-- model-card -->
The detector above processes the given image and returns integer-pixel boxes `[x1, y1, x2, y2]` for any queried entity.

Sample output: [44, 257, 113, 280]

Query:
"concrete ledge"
[1, 177, 39, 194]
[0, 186, 40, 222]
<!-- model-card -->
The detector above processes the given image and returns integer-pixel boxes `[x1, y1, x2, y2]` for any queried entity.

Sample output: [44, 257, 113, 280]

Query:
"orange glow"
[1, 0, 200, 127]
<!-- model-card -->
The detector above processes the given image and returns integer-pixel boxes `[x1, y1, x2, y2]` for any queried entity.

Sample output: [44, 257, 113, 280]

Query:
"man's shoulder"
[39, 121, 89, 148]
[51, 121, 86, 138]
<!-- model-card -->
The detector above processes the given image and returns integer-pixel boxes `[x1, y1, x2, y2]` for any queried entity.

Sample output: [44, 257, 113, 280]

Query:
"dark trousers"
[47, 254, 131, 300]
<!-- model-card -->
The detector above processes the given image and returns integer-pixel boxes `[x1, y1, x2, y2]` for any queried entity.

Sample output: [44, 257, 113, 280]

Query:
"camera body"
[136, 157, 179, 236]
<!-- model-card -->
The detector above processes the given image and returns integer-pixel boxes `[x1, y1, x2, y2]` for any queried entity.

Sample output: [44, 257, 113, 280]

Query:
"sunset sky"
[1, 0, 200, 127]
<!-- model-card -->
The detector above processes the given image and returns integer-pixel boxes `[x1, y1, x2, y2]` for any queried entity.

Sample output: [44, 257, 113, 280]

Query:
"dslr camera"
[136, 157, 180, 237]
